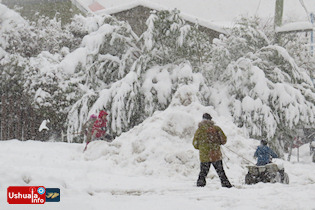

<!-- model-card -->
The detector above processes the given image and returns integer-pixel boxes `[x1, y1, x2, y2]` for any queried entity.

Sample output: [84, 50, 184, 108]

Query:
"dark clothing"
[254, 145, 278, 166]
[197, 161, 232, 188]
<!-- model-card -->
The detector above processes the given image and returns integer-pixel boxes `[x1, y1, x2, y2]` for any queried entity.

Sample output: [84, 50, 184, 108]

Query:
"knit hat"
[202, 113, 212, 120]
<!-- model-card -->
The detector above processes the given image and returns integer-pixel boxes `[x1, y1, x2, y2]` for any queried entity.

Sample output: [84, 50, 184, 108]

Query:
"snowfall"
[0, 103, 315, 210]
[1, 1, 315, 210]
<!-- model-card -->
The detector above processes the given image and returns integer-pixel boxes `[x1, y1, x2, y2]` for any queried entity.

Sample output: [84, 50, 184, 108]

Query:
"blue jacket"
[254, 145, 278, 166]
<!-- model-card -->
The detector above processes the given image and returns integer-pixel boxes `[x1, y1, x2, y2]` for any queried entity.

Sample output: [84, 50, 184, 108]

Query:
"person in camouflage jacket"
[193, 113, 232, 188]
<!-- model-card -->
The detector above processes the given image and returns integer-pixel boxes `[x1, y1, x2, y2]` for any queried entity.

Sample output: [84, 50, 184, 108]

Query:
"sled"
[245, 163, 289, 185]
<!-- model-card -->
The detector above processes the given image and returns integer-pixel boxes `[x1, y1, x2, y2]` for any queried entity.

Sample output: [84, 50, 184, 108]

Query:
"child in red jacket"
[82, 110, 112, 151]
[93, 110, 108, 139]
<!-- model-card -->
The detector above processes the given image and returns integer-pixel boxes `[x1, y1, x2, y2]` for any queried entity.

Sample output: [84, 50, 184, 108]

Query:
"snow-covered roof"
[276, 21, 314, 33]
[99, 1, 230, 34]
[73, 0, 315, 33]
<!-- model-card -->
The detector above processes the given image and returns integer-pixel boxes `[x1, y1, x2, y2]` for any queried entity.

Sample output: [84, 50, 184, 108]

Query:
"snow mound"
[84, 104, 199, 178]
[83, 102, 257, 182]
[161, 111, 195, 139]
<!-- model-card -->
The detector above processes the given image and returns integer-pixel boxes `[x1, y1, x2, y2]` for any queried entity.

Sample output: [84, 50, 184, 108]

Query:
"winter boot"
[197, 176, 206, 187]
[222, 181, 233, 188]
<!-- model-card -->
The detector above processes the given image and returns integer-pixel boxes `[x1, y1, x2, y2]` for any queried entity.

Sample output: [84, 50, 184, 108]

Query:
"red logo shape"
[7, 186, 46, 204]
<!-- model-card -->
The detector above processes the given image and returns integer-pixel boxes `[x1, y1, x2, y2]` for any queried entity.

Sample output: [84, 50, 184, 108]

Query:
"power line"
[255, 0, 262, 16]
[299, 0, 311, 22]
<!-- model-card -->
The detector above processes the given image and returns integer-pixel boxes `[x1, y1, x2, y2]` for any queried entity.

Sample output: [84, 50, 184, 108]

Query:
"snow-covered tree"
[209, 17, 315, 154]
[209, 16, 269, 80]
[0, 53, 40, 140]
[142, 9, 211, 70]
[0, 5, 88, 140]
[66, 10, 211, 142]
[2, 2, 314, 154]
[279, 32, 315, 83]
[1, 15, 81, 58]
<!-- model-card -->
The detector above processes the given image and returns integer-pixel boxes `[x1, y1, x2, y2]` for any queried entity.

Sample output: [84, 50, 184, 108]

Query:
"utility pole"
[274, 0, 284, 43]
[310, 13, 314, 56]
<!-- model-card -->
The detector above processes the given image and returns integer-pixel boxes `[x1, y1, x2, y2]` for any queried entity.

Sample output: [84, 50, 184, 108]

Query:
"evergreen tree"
[142, 9, 211, 70]
[0, 6, 87, 140]
[0, 53, 39, 140]
[209, 17, 315, 154]
[66, 10, 210, 142]
[2, 3, 314, 152]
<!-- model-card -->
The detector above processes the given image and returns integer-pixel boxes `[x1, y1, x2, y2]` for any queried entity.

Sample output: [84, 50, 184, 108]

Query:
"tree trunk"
[8, 97, 14, 139]
[1, 94, 7, 140]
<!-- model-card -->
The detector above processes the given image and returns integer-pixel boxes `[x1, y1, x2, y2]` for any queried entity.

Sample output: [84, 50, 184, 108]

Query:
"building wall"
[193, 24, 222, 41]
[111, 6, 152, 37]
[112, 5, 221, 41]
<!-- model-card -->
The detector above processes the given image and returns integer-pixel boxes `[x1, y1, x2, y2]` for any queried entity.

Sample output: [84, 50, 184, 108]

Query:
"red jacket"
[92, 110, 108, 138]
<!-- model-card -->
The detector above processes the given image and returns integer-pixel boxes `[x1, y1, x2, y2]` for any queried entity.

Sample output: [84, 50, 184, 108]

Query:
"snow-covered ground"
[1, 104, 315, 210]
[0, 2, 315, 209]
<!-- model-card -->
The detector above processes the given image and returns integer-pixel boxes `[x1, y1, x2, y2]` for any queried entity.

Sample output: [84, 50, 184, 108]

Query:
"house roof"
[98, 1, 229, 34]
[74, 0, 315, 33]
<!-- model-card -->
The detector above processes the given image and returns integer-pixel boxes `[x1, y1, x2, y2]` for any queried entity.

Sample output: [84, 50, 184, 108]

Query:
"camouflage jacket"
[193, 120, 227, 162]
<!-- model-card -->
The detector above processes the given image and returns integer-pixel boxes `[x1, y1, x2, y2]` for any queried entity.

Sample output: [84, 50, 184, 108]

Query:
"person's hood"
[198, 119, 214, 128]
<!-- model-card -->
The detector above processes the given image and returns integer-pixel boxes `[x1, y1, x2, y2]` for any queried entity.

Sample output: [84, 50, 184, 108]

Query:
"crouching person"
[254, 140, 278, 166]
[254, 140, 286, 183]
[193, 113, 232, 188]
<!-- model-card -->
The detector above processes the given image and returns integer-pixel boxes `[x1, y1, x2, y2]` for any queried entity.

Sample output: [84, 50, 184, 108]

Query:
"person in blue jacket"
[254, 140, 278, 166]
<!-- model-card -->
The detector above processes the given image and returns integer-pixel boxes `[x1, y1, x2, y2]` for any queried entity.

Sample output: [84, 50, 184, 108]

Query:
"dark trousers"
[197, 160, 232, 188]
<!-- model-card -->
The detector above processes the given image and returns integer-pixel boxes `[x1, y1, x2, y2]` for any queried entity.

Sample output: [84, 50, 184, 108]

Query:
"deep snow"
[0, 104, 315, 210]
[1, 1, 315, 210]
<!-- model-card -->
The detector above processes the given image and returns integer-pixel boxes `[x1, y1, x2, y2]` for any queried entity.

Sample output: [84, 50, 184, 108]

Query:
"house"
[107, 4, 226, 38]
[72, 0, 315, 38]
[72, 0, 231, 39]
